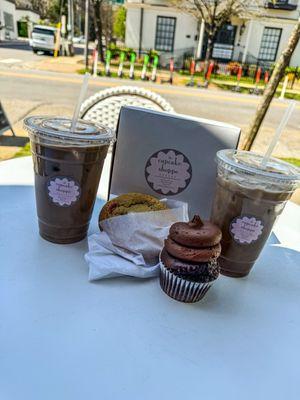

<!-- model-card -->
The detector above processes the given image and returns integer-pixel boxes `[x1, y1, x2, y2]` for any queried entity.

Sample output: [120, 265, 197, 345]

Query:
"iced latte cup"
[211, 150, 300, 277]
[24, 116, 115, 244]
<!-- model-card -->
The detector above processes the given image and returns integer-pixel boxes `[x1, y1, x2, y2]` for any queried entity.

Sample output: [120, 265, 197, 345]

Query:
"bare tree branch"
[172, 0, 261, 71]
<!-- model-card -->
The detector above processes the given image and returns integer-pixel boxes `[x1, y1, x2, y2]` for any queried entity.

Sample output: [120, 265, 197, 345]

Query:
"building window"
[3, 12, 14, 32]
[258, 27, 282, 61]
[155, 16, 176, 52]
[266, 1, 297, 11]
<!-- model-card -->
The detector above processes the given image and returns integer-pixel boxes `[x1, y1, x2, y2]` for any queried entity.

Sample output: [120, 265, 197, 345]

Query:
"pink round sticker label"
[47, 177, 80, 207]
[230, 215, 264, 244]
[145, 149, 192, 195]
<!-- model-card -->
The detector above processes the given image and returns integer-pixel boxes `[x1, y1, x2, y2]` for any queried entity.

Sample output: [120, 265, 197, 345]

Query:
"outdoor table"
[1, 156, 300, 400]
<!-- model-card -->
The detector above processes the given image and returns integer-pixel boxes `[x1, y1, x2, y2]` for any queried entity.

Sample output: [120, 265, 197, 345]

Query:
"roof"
[16, 7, 40, 15]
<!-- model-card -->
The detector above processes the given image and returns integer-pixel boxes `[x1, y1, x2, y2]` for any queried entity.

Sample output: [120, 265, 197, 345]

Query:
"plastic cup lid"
[24, 116, 115, 147]
[216, 149, 300, 184]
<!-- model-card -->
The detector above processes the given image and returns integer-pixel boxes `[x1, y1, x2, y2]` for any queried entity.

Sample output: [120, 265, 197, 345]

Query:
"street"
[0, 42, 299, 159]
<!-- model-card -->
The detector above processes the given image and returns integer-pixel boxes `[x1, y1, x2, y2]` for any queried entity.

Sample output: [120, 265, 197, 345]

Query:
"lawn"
[14, 142, 31, 158]
[281, 158, 300, 167]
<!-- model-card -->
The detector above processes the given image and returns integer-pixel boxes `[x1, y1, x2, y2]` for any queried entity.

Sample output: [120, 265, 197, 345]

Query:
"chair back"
[80, 86, 174, 131]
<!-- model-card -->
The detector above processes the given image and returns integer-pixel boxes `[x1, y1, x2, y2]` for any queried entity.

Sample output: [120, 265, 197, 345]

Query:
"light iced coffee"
[211, 150, 300, 277]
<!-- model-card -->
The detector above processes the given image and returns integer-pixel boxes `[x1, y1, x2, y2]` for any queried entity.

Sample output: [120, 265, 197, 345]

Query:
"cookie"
[99, 192, 167, 222]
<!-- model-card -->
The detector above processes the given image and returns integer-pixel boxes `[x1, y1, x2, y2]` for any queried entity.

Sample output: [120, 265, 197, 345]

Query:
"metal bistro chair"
[79, 86, 175, 131]
[0, 101, 29, 147]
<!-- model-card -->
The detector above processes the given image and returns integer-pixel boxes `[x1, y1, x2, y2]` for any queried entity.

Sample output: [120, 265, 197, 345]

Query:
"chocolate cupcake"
[159, 215, 222, 303]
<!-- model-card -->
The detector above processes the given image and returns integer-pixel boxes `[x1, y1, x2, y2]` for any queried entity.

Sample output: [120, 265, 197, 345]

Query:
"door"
[201, 23, 237, 61]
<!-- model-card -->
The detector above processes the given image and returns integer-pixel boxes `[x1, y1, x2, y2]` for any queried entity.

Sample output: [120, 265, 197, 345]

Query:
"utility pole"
[67, 0, 74, 55]
[77, 1, 82, 36]
[196, 19, 205, 59]
[84, 0, 89, 70]
[138, 0, 144, 58]
[71, 0, 74, 40]
[61, 14, 67, 56]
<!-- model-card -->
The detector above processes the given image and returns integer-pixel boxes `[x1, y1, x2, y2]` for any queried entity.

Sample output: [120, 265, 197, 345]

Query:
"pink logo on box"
[145, 149, 192, 195]
[230, 215, 264, 244]
[47, 177, 80, 207]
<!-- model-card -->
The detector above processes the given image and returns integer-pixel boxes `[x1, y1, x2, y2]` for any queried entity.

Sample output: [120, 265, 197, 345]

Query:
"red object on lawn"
[190, 59, 195, 75]
[264, 70, 269, 84]
[255, 67, 262, 84]
[237, 65, 243, 81]
[169, 58, 175, 84]
[170, 58, 174, 73]
[206, 62, 214, 81]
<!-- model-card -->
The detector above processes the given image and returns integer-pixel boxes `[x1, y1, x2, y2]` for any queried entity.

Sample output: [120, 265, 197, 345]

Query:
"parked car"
[30, 25, 58, 55]
[73, 35, 85, 44]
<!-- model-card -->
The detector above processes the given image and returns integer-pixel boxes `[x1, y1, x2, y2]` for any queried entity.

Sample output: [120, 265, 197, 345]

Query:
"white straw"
[261, 100, 296, 168]
[71, 73, 90, 132]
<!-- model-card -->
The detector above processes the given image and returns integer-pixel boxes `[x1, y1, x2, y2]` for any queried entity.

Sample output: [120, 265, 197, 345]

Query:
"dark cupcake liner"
[159, 260, 217, 303]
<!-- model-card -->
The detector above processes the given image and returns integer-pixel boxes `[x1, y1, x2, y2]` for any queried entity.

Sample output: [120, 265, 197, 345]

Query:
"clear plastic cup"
[24, 116, 115, 244]
[211, 150, 300, 277]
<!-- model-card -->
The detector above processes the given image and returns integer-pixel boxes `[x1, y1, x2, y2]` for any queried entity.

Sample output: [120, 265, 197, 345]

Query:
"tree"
[91, 0, 114, 62]
[113, 6, 126, 41]
[16, 1, 51, 20]
[47, 0, 67, 24]
[173, 0, 260, 73]
[101, 1, 113, 48]
[243, 17, 300, 151]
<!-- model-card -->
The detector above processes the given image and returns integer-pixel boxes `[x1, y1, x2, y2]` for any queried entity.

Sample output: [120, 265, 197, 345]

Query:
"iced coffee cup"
[211, 149, 300, 277]
[24, 116, 115, 244]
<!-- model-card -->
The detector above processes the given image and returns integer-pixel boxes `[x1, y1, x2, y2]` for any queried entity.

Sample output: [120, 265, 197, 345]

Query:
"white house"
[125, 0, 300, 67]
[0, 0, 18, 40]
[15, 6, 40, 24]
[0, 0, 39, 41]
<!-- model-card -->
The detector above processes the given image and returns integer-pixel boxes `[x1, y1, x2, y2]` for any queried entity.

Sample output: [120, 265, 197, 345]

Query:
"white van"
[31, 25, 58, 54]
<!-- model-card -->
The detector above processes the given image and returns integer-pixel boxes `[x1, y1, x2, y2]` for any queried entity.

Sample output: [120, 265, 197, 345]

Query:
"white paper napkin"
[85, 199, 189, 280]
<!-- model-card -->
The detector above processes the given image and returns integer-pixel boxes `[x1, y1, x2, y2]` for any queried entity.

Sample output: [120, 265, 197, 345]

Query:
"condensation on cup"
[24, 116, 115, 244]
[211, 149, 300, 277]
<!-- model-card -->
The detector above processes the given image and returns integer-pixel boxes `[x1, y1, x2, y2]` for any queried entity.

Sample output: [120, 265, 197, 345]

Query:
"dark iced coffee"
[24, 116, 115, 244]
[211, 150, 300, 277]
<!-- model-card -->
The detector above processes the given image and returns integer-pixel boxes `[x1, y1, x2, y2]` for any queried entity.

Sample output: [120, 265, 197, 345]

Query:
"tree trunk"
[204, 32, 214, 75]
[242, 18, 300, 151]
[92, 0, 104, 62]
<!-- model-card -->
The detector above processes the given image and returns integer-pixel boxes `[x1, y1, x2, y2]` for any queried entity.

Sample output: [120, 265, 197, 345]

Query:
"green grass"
[281, 92, 300, 101]
[178, 70, 260, 84]
[214, 82, 251, 94]
[77, 68, 154, 81]
[214, 82, 300, 100]
[14, 142, 31, 158]
[78, 68, 139, 79]
[77, 68, 91, 75]
[280, 158, 300, 168]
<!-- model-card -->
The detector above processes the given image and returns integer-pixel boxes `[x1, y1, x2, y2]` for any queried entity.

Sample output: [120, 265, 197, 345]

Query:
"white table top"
[1, 156, 300, 400]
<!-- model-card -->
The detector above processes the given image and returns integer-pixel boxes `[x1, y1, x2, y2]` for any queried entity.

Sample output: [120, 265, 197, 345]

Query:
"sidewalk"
[19, 54, 84, 74]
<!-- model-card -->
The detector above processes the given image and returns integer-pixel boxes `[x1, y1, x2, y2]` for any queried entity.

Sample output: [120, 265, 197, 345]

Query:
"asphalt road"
[0, 42, 299, 158]
[0, 39, 85, 56]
